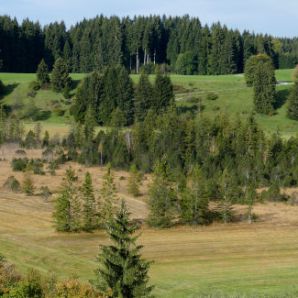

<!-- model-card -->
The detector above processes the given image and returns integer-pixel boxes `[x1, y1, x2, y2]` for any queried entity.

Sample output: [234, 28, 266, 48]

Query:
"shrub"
[28, 81, 41, 91]
[40, 186, 52, 200]
[3, 176, 21, 192]
[11, 158, 28, 172]
[206, 92, 219, 101]
[22, 174, 35, 195]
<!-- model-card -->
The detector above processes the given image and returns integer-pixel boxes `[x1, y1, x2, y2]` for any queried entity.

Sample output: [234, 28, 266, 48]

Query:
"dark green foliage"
[0, 15, 297, 74]
[51, 58, 72, 92]
[11, 158, 28, 172]
[36, 59, 50, 87]
[288, 82, 298, 120]
[244, 54, 272, 87]
[153, 73, 174, 114]
[134, 73, 154, 122]
[24, 130, 37, 149]
[287, 67, 298, 120]
[253, 56, 276, 114]
[72, 66, 134, 126]
[0, 80, 4, 97]
[95, 200, 153, 297]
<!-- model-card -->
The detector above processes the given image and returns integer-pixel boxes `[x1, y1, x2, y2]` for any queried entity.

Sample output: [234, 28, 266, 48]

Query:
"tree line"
[1, 15, 298, 74]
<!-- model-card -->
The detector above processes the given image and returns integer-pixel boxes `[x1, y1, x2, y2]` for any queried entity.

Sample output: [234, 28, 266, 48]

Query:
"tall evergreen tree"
[51, 57, 72, 92]
[100, 165, 118, 225]
[153, 73, 174, 114]
[253, 57, 276, 115]
[53, 167, 79, 232]
[81, 172, 96, 232]
[134, 73, 154, 122]
[95, 200, 153, 298]
[287, 66, 298, 120]
[36, 59, 50, 87]
[147, 157, 177, 228]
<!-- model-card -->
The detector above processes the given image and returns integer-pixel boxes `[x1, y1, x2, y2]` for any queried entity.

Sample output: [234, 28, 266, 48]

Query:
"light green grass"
[1, 70, 298, 138]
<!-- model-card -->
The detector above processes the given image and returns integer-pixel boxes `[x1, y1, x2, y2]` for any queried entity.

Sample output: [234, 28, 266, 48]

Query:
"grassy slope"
[1, 70, 298, 138]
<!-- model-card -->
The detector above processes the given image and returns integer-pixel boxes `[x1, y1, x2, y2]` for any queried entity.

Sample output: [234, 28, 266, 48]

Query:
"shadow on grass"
[275, 88, 290, 109]
[2, 83, 19, 98]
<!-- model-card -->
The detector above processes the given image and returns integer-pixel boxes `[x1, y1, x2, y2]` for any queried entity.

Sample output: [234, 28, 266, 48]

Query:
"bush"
[11, 158, 29, 172]
[22, 174, 35, 195]
[206, 92, 219, 101]
[28, 81, 41, 91]
[40, 186, 52, 200]
[3, 176, 21, 192]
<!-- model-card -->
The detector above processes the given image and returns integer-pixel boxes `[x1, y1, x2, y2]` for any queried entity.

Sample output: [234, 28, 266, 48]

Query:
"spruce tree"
[179, 166, 210, 225]
[217, 169, 235, 223]
[135, 73, 154, 122]
[53, 167, 79, 232]
[100, 165, 117, 226]
[95, 200, 153, 298]
[128, 164, 142, 197]
[147, 157, 177, 228]
[81, 172, 96, 232]
[287, 67, 298, 120]
[253, 58, 276, 115]
[153, 73, 174, 114]
[36, 59, 50, 87]
[51, 57, 72, 92]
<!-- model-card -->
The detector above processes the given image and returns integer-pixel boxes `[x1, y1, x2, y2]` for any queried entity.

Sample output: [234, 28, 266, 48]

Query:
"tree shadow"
[275, 88, 290, 110]
[71, 80, 80, 90]
[2, 83, 19, 98]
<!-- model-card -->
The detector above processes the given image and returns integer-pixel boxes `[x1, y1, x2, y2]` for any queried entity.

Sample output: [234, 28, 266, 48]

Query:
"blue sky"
[0, 0, 297, 37]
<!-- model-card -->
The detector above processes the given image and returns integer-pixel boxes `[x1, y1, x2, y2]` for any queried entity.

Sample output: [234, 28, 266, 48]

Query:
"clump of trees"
[71, 66, 174, 126]
[53, 166, 118, 232]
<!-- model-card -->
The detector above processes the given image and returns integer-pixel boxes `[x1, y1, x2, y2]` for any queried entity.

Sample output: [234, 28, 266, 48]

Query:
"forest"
[1, 14, 298, 74]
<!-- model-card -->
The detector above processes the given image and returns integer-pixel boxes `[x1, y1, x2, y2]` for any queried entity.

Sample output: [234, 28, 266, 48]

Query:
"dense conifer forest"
[1, 14, 298, 74]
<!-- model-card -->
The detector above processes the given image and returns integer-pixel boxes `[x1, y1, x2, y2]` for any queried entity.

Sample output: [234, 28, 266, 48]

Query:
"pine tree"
[287, 66, 298, 120]
[36, 59, 50, 87]
[81, 172, 96, 232]
[95, 200, 153, 298]
[128, 164, 142, 197]
[53, 167, 79, 232]
[147, 157, 177, 228]
[51, 57, 72, 92]
[100, 165, 117, 226]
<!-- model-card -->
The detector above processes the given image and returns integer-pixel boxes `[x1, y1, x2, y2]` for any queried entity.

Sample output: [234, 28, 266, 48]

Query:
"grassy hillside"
[0, 70, 298, 138]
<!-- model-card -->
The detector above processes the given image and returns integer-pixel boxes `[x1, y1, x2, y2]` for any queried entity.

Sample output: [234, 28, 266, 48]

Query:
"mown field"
[1, 147, 298, 297]
[0, 69, 297, 138]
